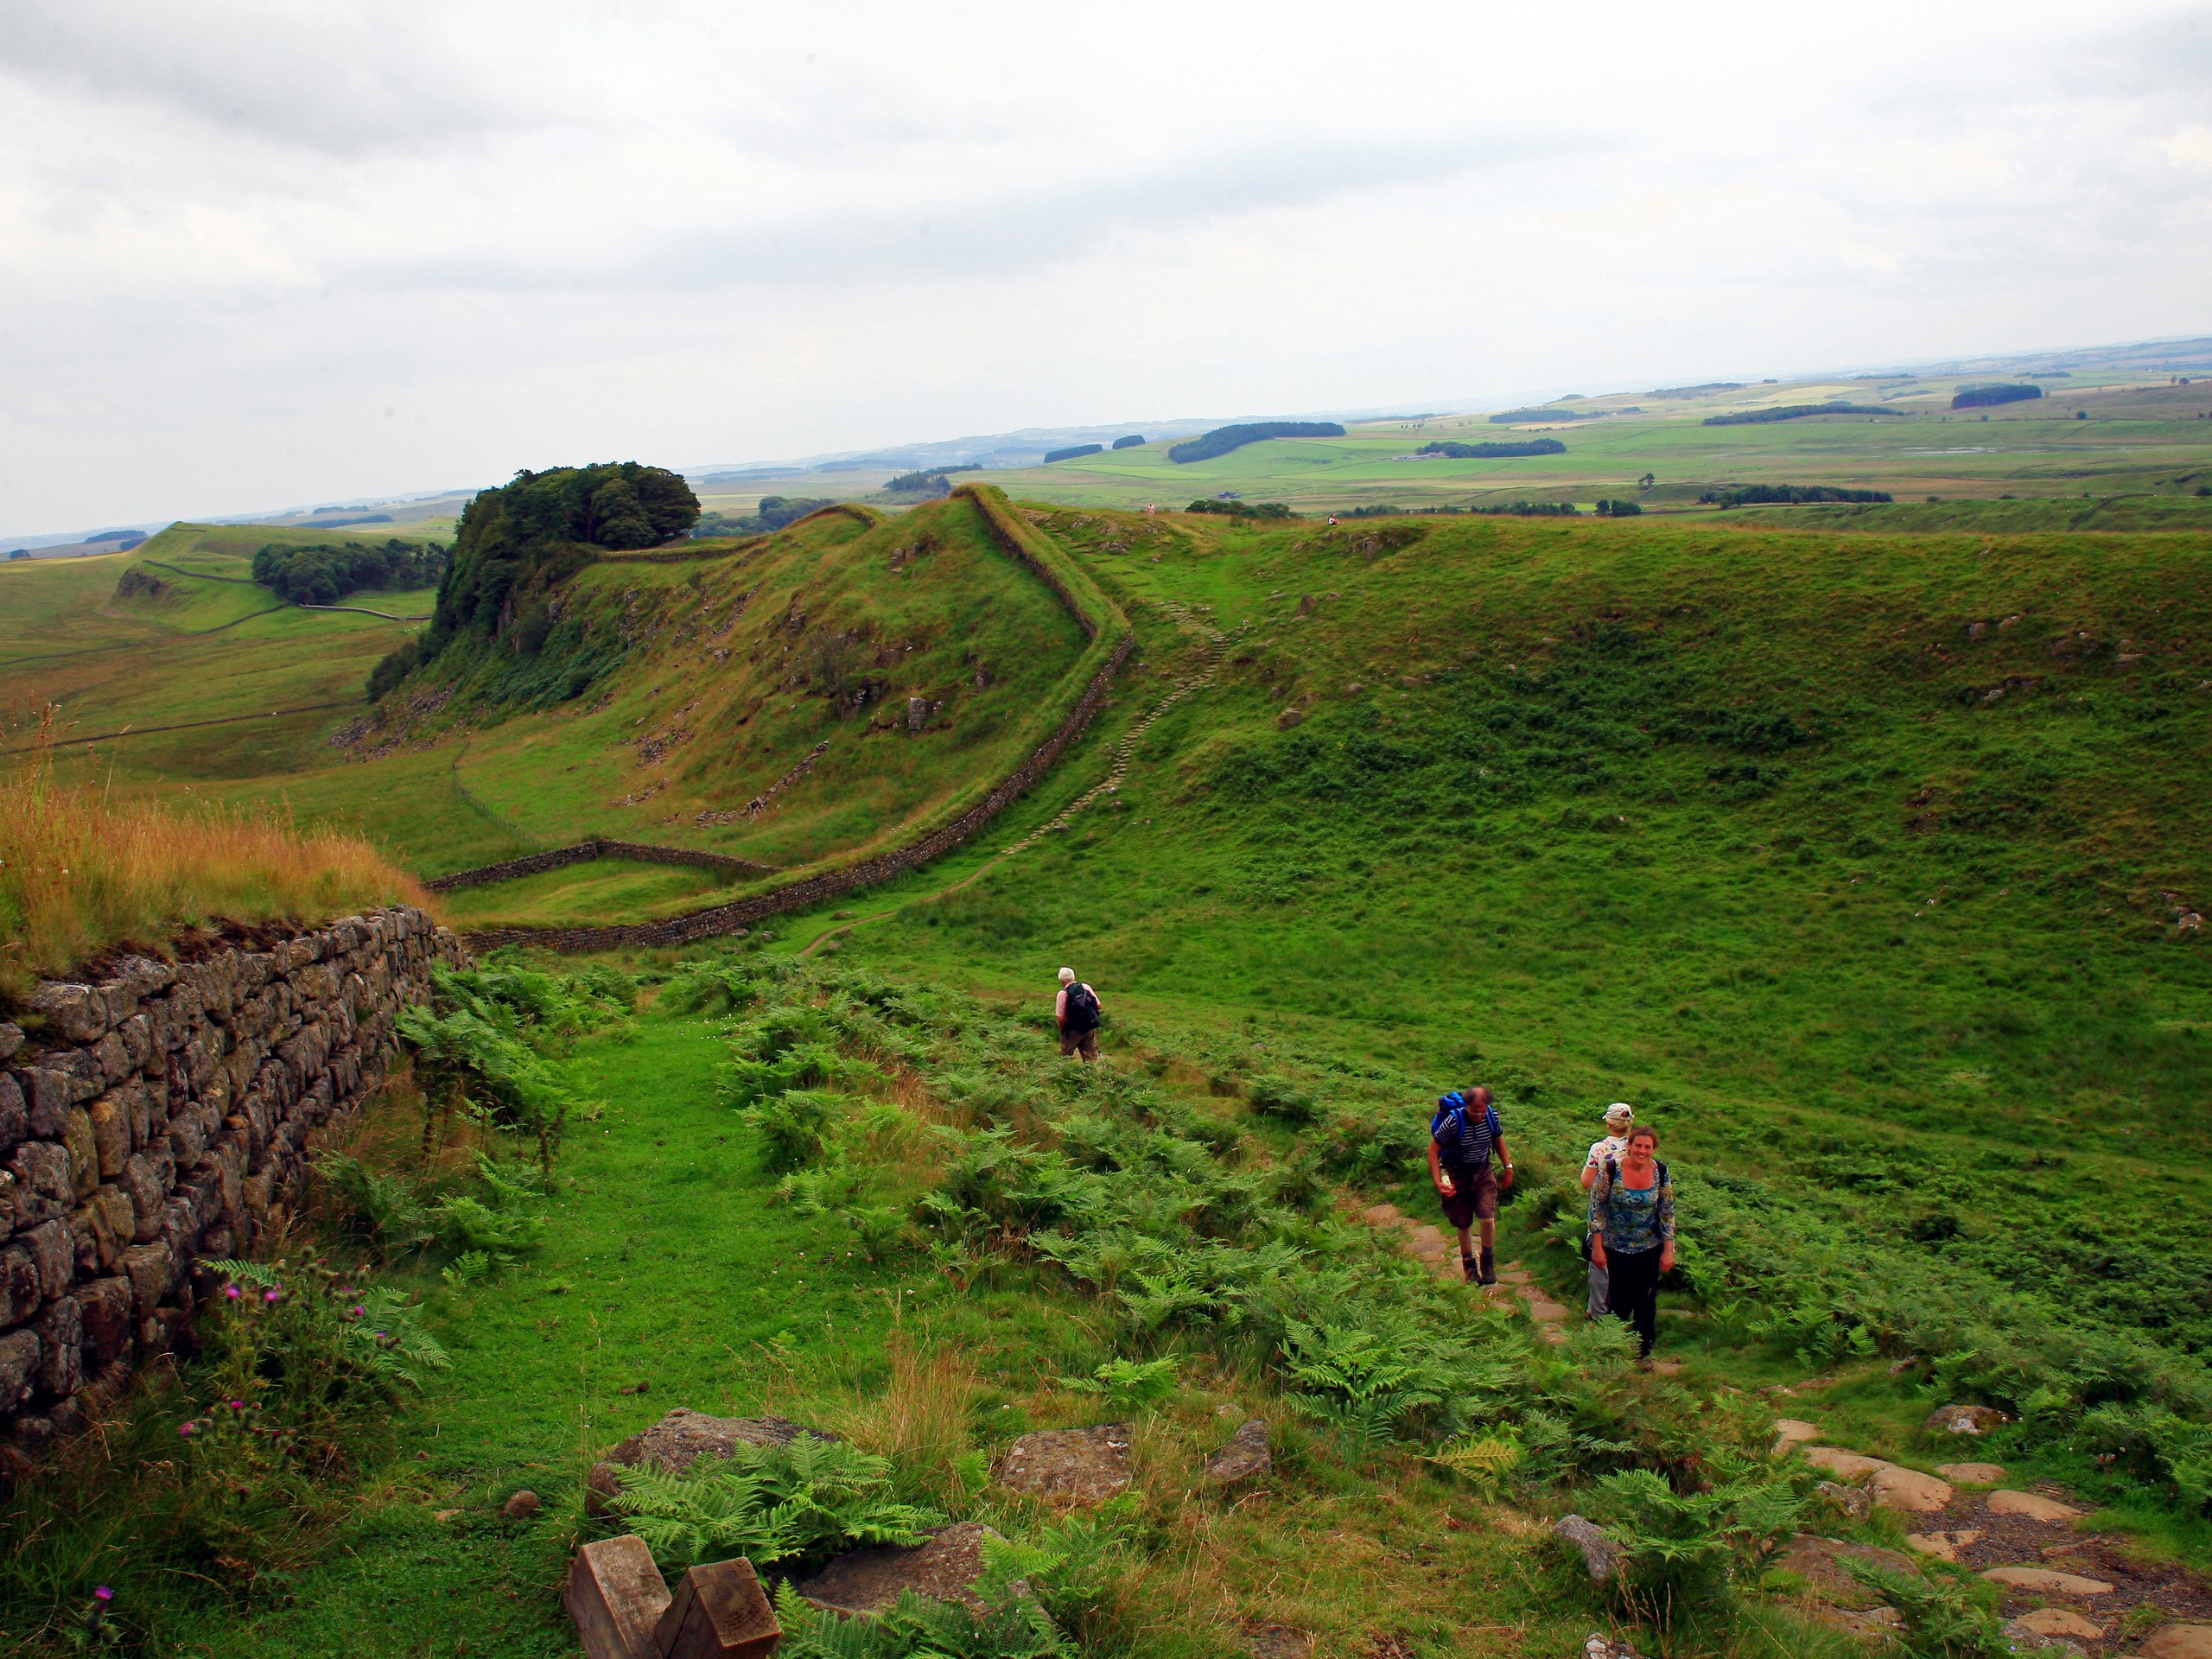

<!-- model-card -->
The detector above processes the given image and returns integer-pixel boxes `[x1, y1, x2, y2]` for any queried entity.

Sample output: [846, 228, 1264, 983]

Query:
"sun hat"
[1605, 1102, 1635, 1126]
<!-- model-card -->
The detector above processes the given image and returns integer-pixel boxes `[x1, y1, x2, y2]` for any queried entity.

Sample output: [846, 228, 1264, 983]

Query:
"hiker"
[1587, 1124, 1675, 1362]
[1427, 1086, 1514, 1285]
[1580, 1103, 1637, 1320]
[1054, 966, 1103, 1061]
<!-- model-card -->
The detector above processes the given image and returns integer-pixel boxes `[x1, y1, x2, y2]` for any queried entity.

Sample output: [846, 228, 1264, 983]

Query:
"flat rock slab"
[1987, 1489, 2083, 1522]
[1980, 1566, 2114, 1596]
[588, 1409, 834, 1516]
[1801, 1446, 1888, 1480]
[1360, 1204, 1404, 1227]
[2007, 1606, 2104, 1640]
[2143, 1625, 2212, 1659]
[1904, 1529, 1985, 1562]
[1205, 1419, 1271, 1485]
[1872, 1465, 1954, 1514]
[1936, 1462, 2006, 1484]
[792, 1522, 1001, 1616]
[998, 1423, 1133, 1504]
[1772, 1418, 1824, 1449]
[1780, 1535, 1915, 1609]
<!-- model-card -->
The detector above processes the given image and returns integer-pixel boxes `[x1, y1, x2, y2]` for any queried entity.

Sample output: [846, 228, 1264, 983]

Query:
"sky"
[2, 0, 2209, 536]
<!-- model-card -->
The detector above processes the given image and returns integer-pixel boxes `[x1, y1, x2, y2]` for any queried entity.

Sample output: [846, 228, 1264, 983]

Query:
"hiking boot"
[1478, 1248, 1497, 1287]
[1460, 1256, 1478, 1283]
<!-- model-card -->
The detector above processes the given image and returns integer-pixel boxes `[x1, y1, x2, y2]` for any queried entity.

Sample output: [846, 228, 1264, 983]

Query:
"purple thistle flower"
[351, 1305, 365, 1316]
[93, 1586, 113, 1602]
[264, 1288, 281, 1303]
[178, 1422, 195, 1436]
[224, 1285, 241, 1300]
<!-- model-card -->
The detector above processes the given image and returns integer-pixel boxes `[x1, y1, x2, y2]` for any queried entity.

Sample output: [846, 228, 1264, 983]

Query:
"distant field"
[974, 373, 2212, 515]
[0, 524, 434, 778]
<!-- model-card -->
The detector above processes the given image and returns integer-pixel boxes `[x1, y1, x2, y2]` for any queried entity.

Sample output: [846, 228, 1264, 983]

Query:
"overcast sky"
[2, 1, 2208, 535]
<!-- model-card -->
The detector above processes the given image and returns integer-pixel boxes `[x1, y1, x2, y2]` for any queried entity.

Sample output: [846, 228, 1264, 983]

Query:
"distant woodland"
[1704, 402, 1905, 426]
[1952, 383, 2044, 410]
[1167, 421, 1345, 463]
[1700, 484, 1896, 505]
[251, 537, 448, 606]
[1414, 438, 1567, 459]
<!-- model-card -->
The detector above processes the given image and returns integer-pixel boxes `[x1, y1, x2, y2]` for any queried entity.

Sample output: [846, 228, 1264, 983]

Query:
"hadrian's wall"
[0, 906, 462, 1474]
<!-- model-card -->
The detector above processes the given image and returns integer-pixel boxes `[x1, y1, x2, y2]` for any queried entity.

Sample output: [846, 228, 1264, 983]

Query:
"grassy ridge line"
[594, 503, 881, 567]
[461, 487, 1134, 950]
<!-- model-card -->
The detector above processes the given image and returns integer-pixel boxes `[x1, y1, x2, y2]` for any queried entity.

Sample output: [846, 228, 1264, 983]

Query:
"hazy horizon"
[4, 1, 2209, 535]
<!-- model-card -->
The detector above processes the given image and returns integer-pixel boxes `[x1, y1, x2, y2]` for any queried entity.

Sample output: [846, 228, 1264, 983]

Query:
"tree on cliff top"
[416, 462, 698, 666]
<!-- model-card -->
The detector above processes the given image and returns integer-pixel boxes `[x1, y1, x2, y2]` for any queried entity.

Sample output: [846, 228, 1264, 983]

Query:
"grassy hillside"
[0, 493, 1101, 899]
[765, 507, 2212, 1378]
[10, 496, 2212, 1658]
[0, 523, 440, 783]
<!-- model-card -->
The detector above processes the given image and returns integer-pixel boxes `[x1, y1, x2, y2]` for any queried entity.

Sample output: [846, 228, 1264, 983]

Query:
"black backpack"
[1064, 983, 1102, 1033]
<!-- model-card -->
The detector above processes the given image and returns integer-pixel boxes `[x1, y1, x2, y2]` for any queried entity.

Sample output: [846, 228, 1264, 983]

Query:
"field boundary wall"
[462, 487, 1133, 953]
[425, 839, 776, 893]
[0, 907, 463, 1475]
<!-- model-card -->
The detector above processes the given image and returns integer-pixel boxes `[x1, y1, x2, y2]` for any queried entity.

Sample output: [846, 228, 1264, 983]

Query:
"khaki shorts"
[1059, 1028, 1098, 1059]
[1439, 1164, 1497, 1229]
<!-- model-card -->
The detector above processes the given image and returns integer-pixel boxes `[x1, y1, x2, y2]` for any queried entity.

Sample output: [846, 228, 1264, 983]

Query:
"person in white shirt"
[1580, 1103, 1635, 1319]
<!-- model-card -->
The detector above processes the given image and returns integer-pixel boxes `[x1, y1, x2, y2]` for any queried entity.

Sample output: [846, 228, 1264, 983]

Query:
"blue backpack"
[1429, 1090, 1501, 1157]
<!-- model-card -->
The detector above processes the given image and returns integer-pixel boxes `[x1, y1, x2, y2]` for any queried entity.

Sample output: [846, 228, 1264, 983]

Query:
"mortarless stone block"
[565, 1534, 671, 1659]
[655, 1557, 781, 1659]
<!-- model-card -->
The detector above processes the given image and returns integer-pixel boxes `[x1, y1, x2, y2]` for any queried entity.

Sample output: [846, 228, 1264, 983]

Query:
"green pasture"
[435, 858, 737, 928]
[733, 506, 2212, 1370]
[982, 375, 2212, 514]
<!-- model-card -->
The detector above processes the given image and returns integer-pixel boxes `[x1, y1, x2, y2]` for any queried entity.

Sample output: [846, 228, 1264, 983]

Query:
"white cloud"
[0, 0, 2206, 532]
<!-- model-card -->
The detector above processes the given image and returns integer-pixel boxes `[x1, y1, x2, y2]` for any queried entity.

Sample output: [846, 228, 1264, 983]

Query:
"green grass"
[435, 859, 741, 928]
[973, 372, 2212, 516]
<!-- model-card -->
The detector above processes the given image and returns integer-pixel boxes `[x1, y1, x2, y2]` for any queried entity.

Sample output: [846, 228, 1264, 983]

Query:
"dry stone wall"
[424, 838, 773, 893]
[0, 906, 461, 1472]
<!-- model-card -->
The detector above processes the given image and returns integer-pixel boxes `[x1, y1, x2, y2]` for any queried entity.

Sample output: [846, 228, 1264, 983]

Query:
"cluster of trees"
[1704, 402, 1904, 426]
[1952, 383, 2044, 410]
[251, 537, 448, 606]
[1414, 438, 1567, 459]
[1166, 421, 1344, 463]
[1485, 407, 1600, 423]
[1646, 381, 1743, 397]
[1340, 501, 1580, 518]
[882, 466, 978, 496]
[1184, 499, 1296, 518]
[1110, 434, 1146, 449]
[1042, 443, 1103, 464]
[372, 461, 697, 700]
[1698, 484, 1896, 505]
[1593, 499, 1643, 516]
[694, 496, 834, 537]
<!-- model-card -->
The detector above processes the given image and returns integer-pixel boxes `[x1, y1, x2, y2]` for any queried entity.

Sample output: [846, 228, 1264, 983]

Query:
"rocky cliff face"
[0, 906, 461, 1474]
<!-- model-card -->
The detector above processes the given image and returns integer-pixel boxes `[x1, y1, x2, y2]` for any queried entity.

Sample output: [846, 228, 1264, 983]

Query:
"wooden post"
[655, 1557, 782, 1659]
[567, 1535, 674, 1659]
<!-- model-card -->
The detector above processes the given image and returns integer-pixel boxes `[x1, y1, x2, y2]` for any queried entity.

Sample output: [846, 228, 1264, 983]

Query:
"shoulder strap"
[1484, 1104, 1501, 1138]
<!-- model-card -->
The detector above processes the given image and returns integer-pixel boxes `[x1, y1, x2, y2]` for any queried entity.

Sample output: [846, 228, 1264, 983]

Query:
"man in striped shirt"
[1428, 1086, 1515, 1285]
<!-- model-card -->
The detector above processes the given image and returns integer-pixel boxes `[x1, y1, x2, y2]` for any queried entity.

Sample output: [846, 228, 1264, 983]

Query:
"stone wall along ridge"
[462, 489, 1136, 954]
[0, 906, 464, 1475]
[424, 838, 775, 893]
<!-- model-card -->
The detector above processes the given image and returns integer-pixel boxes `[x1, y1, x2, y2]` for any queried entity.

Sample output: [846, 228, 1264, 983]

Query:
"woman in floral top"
[1588, 1125, 1675, 1361]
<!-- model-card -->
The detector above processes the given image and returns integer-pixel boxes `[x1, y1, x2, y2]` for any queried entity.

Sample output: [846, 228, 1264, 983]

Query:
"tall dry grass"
[1, 703, 431, 997]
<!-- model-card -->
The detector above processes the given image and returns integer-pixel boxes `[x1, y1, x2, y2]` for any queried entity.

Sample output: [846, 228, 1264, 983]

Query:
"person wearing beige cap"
[1580, 1103, 1636, 1320]
[1054, 967, 1103, 1062]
